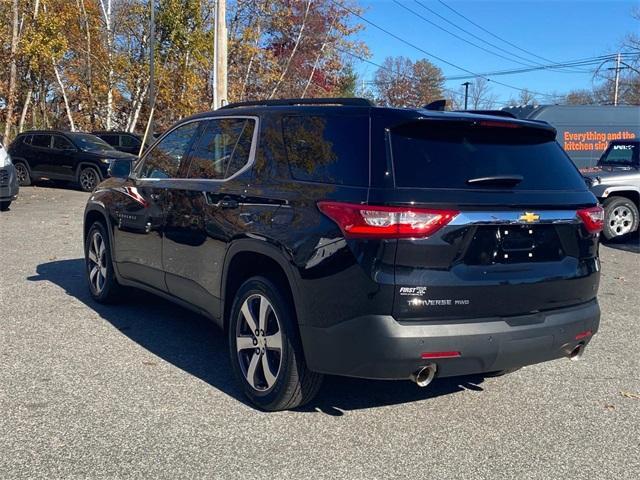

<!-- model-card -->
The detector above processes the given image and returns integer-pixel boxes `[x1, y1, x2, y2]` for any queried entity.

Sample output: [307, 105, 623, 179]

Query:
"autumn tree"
[506, 88, 538, 107]
[565, 89, 596, 105]
[227, 0, 367, 103]
[374, 56, 444, 107]
[0, 0, 367, 140]
[466, 77, 497, 109]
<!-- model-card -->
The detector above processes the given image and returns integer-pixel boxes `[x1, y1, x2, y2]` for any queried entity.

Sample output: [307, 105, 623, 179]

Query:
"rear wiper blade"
[466, 175, 523, 186]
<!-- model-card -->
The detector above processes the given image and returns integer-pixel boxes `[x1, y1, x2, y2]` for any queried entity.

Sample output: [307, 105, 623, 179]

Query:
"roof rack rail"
[219, 97, 374, 109]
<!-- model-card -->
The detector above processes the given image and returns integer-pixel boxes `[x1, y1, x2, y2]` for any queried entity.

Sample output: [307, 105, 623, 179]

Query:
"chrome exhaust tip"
[569, 343, 585, 361]
[412, 363, 437, 387]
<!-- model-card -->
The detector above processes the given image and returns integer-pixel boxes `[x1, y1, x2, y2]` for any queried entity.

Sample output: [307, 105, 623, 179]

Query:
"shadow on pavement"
[28, 258, 487, 414]
[601, 232, 640, 254]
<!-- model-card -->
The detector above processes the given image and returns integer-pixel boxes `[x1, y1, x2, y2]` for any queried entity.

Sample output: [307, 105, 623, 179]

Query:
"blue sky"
[355, 0, 638, 104]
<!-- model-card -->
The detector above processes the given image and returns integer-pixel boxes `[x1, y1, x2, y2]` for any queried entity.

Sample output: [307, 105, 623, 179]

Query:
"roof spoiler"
[423, 99, 447, 111]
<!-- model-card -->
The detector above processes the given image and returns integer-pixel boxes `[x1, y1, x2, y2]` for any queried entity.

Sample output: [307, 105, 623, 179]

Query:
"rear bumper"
[300, 300, 600, 380]
[0, 165, 19, 200]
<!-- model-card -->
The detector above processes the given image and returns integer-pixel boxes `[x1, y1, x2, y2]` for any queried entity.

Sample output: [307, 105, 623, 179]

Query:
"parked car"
[92, 131, 148, 155]
[83, 98, 602, 411]
[8, 130, 137, 192]
[583, 139, 640, 240]
[0, 139, 19, 211]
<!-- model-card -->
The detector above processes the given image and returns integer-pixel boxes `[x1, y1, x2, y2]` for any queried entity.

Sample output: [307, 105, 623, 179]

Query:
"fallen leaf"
[604, 404, 615, 411]
[620, 391, 640, 400]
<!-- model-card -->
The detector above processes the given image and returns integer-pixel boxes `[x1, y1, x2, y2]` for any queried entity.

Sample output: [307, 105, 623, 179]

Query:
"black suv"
[83, 98, 602, 411]
[9, 130, 137, 191]
[92, 131, 147, 155]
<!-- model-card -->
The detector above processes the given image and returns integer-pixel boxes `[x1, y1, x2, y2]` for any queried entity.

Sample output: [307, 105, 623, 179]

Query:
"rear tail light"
[317, 201, 459, 239]
[577, 206, 604, 234]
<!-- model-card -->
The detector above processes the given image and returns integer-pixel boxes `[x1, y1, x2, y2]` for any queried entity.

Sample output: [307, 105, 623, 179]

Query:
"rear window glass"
[390, 121, 587, 190]
[282, 115, 369, 186]
[99, 134, 119, 146]
[121, 135, 141, 148]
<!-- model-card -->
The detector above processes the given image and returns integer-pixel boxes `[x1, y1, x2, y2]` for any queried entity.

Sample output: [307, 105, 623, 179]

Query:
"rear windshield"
[390, 121, 587, 190]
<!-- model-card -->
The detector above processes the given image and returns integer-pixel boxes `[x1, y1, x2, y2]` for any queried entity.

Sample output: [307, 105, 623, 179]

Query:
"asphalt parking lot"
[1, 185, 639, 479]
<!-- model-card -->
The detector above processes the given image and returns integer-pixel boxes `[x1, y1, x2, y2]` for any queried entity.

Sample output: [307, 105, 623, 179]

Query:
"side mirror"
[108, 159, 132, 178]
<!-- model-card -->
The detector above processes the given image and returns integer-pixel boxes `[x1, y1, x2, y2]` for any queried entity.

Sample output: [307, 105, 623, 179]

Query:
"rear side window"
[53, 135, 74, 150]
[121, 134, 141, 148]
[282, 115, 369, 186]
[187, 118, 255, 180]
[31, 134, 52, 148]
[138, 122, 200, 179]
[99, 134, 119, 147]
[390, 121, 586, 190]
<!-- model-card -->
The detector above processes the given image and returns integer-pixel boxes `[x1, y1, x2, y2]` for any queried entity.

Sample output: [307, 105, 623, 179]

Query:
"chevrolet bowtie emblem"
[519, 212, 540, 223]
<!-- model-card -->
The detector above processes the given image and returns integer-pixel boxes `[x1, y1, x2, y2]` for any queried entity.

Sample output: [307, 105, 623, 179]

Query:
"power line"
[444, 53, 636, 80]
[330, 0, 559, 98]
[414, 0, 590, 74]
[393, 0, 541, 69]
[436, 0, 564, 67]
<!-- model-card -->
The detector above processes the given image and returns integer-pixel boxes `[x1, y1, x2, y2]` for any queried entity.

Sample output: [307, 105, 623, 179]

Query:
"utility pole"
[462, 81, 471, 110]
[214, 0, 227, 109]
[614, 52, 621, 106]
[211, 0, 217, 109]
[140, 0, 156, 154]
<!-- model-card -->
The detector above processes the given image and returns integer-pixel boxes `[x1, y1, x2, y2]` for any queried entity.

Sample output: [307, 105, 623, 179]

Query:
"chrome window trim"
[450, 210, 579, 226]
[134, 115, 260, 183]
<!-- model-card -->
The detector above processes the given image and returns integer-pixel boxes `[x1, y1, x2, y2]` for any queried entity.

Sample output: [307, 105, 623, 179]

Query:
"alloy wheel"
[235, 294, 283, 392]
[609, 206, 633, 236]
[87, 230, 107, 294]
[80, 169, 98, 191]
[15, 163, 28, 184]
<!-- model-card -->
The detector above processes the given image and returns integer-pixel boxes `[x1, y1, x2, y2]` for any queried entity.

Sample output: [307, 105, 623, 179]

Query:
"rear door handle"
[218, 196, 239, 209]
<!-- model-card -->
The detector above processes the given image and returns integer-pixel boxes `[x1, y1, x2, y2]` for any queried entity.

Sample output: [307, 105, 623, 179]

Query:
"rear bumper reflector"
[420, 351, 461, 360]
[575, 330, 593, 341]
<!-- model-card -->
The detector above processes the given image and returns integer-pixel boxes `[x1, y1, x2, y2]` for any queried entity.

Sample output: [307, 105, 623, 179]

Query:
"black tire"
[602, 196, 639, 240]
[85, 221, 122, 303]
[0, 201, 10, 211]
[78, 166, 101, 192]
[14, 162, 31, 186]
[228, 276, 323, 411]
